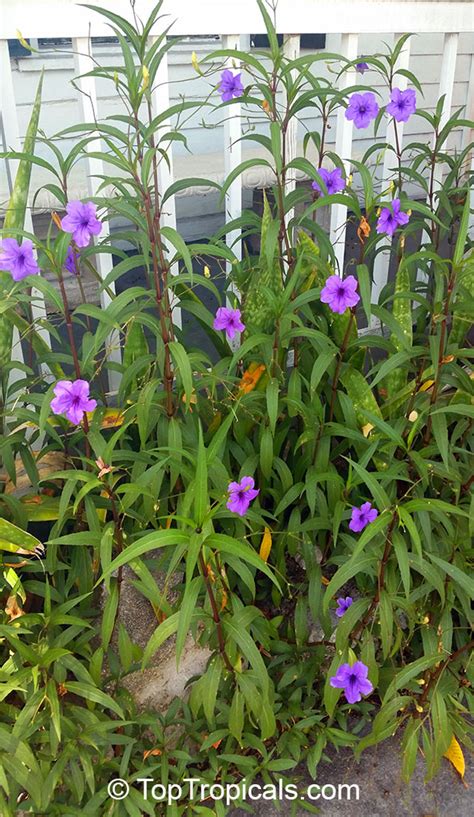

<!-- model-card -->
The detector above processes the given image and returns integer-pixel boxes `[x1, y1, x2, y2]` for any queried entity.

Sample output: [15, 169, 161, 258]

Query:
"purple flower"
[345, 92, 379, 129]
[226, 476, 259, 517]
[330, 661, 374, 704]
[218, 69, 244, 102]
[356, 61, 369, 74]
[61, 201, 102, 248]
[64, 246, 80, 275]
[213, 307, 245, 340]
[349, 502, 378, 533]
[376, 198, 410, 237]
[0, 238, 39, 281]
[320, 274, 360, 314]
[386, 88, 416, 123]
[312, 167, 345, 196]
[336, 596, 353, 617]
[50, 379, 97, 425]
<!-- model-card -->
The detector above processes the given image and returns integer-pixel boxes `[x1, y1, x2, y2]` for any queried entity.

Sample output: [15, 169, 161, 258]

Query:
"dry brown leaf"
[5, 595, 23, 620]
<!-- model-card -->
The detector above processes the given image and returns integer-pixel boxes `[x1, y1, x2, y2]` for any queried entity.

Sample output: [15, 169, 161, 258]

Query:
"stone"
[104, 551, 212, 712]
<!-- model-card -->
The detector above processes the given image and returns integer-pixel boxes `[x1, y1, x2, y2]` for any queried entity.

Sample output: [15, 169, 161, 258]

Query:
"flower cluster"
[345, 87, 416, 130]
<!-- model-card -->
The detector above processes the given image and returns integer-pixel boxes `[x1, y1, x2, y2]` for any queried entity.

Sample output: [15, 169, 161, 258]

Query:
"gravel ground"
[229, 735, 472, 817]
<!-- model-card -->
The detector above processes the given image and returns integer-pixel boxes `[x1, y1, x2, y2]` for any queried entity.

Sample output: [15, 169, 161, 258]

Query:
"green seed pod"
[385, 259, 412, 409]
[243, 191, 283, 334]
[123, 319, 148, 369]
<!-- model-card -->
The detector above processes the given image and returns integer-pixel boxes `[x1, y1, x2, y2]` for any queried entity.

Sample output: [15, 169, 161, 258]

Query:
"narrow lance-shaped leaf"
[0, 72, 44, 371]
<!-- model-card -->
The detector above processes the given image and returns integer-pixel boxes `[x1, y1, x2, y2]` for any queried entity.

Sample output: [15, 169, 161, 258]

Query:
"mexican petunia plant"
[0, 0, 472, 812]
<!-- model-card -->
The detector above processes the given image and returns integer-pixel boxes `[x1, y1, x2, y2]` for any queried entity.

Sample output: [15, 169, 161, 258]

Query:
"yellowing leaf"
[259, 527, 272, 562]
[444, 735, 465, 779]
[238, 363, 266, 394]
[361, 422, 374, 438]
[419, 379, 434, 393]
[16, 30, 32, 51]
[191, 51, 203, 75]
[143, 748, 162, 760]
[141, 64, 150, 90]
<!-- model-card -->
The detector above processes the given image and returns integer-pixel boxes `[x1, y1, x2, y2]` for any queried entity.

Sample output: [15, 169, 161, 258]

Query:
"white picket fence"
[1, 0, 473, 391]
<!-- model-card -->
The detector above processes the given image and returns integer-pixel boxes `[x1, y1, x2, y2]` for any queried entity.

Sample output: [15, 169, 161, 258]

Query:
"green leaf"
[96, 530, 190, 584]
[205, 534, 280, 589]
[168, 340, 193, 411]
[427, 554, 474, 599]
[142, 614, 185, 668]
[266, 378, 279, 435]
[223, 618, 269, 694]
[176, 576, 202, 666]
[194, 423, 208, 526]
[64, 682, 124, 718]
[323, 555, 376, 613]
[357, 263, 371, 323]
[0, 519, 42, 553]
[203, 656, 223, 723]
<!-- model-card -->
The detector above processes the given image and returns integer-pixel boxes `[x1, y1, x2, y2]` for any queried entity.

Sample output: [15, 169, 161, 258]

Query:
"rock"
[104, 550, 212, 712]
[121, 636, 212, 711]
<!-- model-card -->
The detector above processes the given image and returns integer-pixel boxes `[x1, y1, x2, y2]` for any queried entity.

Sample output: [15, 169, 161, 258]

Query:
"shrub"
[0, 0, 472, 813]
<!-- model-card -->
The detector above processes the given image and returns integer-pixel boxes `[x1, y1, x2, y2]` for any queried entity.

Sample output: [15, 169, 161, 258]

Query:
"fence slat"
[72, 36, 121, 394]
[372, 34, 411, 304]
[432, 32, 459, 189]
[463, 51, 474, 238]
[150, 38, 182, 329]
[0, 39, 51, 387]
[283, 34, 300, 238]
[329, 32, 358, 275]
[221, 34, 243, 348]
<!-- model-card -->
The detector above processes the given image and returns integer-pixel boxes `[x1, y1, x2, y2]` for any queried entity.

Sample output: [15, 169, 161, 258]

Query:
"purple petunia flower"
[386, 87, 416, 123]
[320, 274, 360, 314]
[213, 307, 245, 340]
[50, 379, 97, 425]
[312, 167, 345, 196]
[356, 61, 369, 74]
[64, 246, 80, 275]
[336, 596, 353, 617]
[226, 476, 259, 517]
[345, 92, 379, 129]
[218, 69, 244, 102]
[61, 201, 102, 249]
[376, 198, 410, 237]
[0, 238, 39, 281]
[329, 661, 374, 704]
[349, 501, 378, 533]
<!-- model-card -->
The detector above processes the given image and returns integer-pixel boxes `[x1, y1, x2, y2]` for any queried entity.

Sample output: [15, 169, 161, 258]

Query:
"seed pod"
[243, 191, 283, 334]
[385, 259, 412, 410]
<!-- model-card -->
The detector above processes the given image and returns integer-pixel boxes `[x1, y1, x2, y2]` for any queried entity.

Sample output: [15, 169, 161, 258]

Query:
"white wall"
[2, 33, 473, 236]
